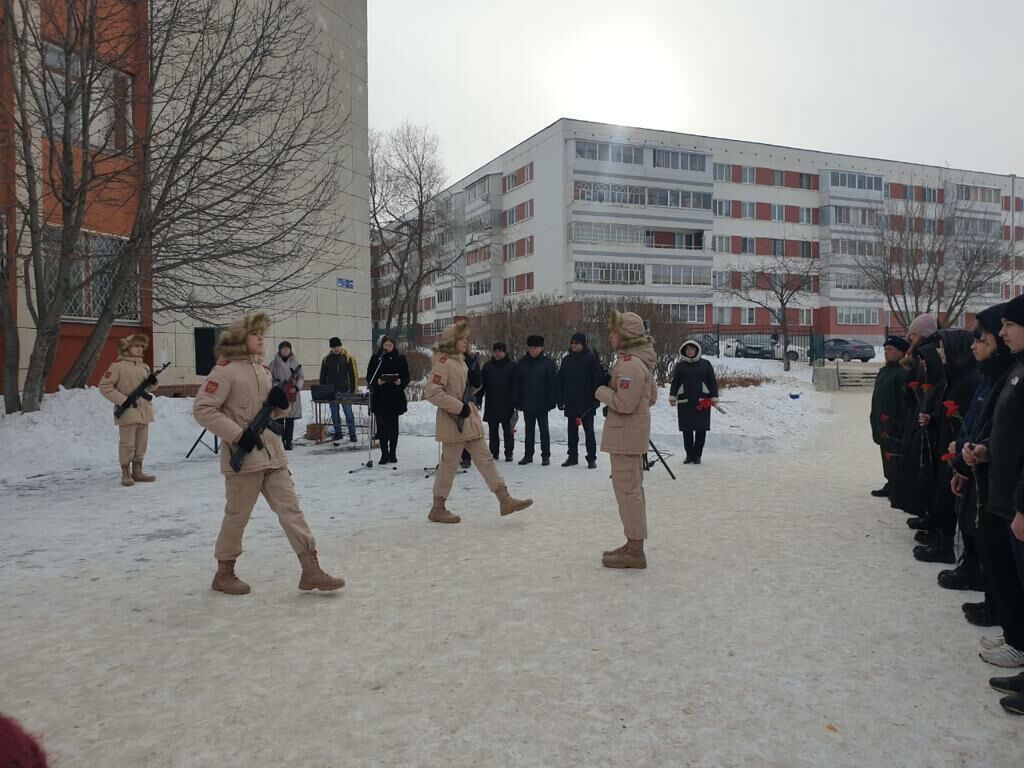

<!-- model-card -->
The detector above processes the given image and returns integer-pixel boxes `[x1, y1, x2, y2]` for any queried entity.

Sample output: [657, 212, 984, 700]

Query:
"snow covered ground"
[1, 362, 1019, 767]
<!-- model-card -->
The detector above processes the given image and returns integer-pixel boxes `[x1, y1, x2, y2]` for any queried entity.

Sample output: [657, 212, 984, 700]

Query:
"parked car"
[822, 338, 875, 362]
[691, 333, 720, 356]
[723, 337, 771, 359]
[770, 340, 810, 362]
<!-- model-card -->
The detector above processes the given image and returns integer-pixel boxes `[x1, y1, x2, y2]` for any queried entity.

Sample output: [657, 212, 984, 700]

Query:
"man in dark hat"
[320, 336, 358, 444]
[512, 334, 557, 465]
[869, 335, 909, 497]
[481, 341, 518, 461]
[557, 332, 603, 469]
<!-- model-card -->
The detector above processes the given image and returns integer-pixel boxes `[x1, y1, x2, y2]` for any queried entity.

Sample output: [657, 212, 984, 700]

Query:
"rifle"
[229, 366, 301, 473]
[456, 378, 474, 433]
[114, 361, 170, 419]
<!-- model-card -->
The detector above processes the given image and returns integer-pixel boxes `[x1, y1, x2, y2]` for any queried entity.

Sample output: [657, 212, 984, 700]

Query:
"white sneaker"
[980, 644, 1024, 668]
[980, 635, 1006, 650]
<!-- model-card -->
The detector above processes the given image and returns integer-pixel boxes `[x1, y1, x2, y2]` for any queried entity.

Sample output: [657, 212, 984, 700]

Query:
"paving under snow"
[1, 357, 1018, 767]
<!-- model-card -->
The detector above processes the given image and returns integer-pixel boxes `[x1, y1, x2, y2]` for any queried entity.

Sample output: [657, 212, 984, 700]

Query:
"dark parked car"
[822, 338, 875, 362]
[692, 334, 720, 356]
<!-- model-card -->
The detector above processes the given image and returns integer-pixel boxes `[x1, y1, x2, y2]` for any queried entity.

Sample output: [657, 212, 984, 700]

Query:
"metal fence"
[678, 326, 826, 366]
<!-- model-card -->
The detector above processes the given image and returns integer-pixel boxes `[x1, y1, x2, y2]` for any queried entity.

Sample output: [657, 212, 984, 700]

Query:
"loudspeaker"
[194, 327, 225, 376]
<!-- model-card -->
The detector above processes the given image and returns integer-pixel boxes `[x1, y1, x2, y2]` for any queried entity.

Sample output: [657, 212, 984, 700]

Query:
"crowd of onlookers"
[870, 297, 1024, 716]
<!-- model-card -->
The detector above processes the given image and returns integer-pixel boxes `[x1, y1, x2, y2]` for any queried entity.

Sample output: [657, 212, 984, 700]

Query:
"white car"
[771, 340, 809, 362]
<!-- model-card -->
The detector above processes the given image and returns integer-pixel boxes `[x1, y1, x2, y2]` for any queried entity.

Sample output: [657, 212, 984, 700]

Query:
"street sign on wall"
[336, 277, 355, 290]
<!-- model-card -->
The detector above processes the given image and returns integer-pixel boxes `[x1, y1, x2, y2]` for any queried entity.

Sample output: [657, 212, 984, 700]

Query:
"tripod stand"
[643, 439, 676, 480]
[424, 442, 469, 479]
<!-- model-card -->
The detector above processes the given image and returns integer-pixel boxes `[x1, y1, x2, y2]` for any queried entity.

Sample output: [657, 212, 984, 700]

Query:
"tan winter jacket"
[426, 352, 485, 444]
[192, 312, 287, 475]
[99, 355, 156, 426]
[596, 342, 658, 455]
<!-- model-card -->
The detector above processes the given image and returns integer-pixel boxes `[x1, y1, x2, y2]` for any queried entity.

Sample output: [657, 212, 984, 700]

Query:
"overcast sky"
[367, 0, 1024, 184]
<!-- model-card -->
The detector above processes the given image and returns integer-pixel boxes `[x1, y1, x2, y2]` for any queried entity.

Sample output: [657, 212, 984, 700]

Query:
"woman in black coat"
[669, 340, 719, 464]
[366, 336, 409, 465]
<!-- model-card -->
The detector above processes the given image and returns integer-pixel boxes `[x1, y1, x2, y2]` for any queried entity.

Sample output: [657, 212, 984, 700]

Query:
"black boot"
[389, 438, 398, 464]
[518, 456, 533, 465]
[964, 601, 999, 627]
[915, 530, 941, 545]
[906, 516, 932, 530]
[937, 563, 983, 591]
[913, 541, 956, 564]
[870, 483, 890, 497]
[561, 457, 578, 467]
[990, 672, 1024, 695]
[683, 455, 693, 465]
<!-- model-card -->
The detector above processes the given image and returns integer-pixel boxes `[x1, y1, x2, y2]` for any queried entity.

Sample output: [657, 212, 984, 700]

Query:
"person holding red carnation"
[869, 335, 909, 497]
[669, 339, 718, 465]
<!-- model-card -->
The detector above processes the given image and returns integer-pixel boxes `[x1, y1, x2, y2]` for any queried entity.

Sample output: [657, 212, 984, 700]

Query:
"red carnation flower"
[940, 451, 957, 462]
[943, 400, 960, 418]
[575, 417, 582, 426]
[880, 414, 890, 422]
[883, 452, 897, 460]
[907, 381, 921, 390]
[922, 383, 934, 392]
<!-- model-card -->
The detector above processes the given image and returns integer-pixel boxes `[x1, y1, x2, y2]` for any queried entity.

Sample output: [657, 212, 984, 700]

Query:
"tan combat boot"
[602, 540, 646, 569]
[496, 486, 533, 517]
[427, 496, 461, 524]
[131, 460, 156, 482]
[297, 551, 345, 591]
[120, 465, 135, 487]
[212, 559, 251, 594]
[602, 543, 629, 557]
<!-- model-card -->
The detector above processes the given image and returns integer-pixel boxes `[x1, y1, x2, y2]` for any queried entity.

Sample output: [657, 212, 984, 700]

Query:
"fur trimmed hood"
[433, 319, 470, 355]
[117, 334, 149, 355]
[678, 339, 703, 362]
[215, 312, 271, 360]
[608, 310, 654, 351]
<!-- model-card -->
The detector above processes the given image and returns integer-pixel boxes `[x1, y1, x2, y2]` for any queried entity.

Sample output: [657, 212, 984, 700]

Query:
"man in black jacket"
[557, 332, 602, 468]
[320, 337, 359, 443]
[869, 335, 908, 497]
[513, 334, 558, 466]
[460, 351, 484, 468]
[481, 342, 517, 461]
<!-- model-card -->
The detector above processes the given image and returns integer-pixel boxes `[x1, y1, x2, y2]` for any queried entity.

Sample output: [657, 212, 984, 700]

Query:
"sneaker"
[561, 458, 578, 467]
[587, 460, 597, 469]
[1000, 691, 1024, 715]
[990, 671, 1024, 695]
[981, 635, 1006, 651]
[980, 644, 1024, 668]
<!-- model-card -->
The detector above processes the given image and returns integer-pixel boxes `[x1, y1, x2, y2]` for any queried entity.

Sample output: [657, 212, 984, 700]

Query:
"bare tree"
[1, 0, 350, 411]
[717, 252, 822, 371]
[843, 173, 1008, 329]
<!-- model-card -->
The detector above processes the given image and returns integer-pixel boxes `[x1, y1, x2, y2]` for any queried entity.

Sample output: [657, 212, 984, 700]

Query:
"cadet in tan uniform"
[426, 320, 533, 523]
[99, 334, 157, 487]
[595, 311, 658, 569]
[193, 312, 344, 595]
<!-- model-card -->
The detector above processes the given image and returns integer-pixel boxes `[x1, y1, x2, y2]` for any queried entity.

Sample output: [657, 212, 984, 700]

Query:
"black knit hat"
[977, 303, 1008, 337]
[883, 335, 909, 353]
[527, 335, 544, 347]
[278, 340, 292, 352]
[570, 332, 587, 346]
[329, 336, 342, 347]
[1002, 295, 1024, 327]
[492, 341, 507, 352]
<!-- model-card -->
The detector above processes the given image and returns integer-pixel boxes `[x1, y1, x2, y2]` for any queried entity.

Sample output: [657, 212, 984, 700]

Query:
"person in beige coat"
[193, 312, 344, 595]
[98, 334, 157, 487]
[426, 320, 533, 523]
[595, 311, 659, 569]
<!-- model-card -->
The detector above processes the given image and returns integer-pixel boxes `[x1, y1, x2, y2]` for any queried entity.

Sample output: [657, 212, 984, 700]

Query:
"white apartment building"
[387, 118, 1021, 345]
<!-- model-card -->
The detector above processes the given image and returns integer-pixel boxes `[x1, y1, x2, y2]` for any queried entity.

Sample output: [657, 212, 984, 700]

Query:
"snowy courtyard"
[1, 361, 1020, 767]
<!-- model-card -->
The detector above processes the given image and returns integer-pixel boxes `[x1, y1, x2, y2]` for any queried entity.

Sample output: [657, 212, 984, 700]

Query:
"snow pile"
[0, 356, 829, 486]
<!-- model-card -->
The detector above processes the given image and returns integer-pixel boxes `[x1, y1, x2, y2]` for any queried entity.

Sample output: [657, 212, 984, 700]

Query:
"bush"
[405, 349, 431, 382]
[716, 368, 772, 389]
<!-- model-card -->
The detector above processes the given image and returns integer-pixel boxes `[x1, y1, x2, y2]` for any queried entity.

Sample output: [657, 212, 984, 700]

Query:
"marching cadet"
[99, 333, 157, 487]
[595, 311, 658, 569]
[193, 312, 344, 595]
[426, 320, 533, 523]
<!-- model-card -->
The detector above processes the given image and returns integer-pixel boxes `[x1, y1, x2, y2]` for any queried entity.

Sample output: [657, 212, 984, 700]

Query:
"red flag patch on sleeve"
[622, 354, 633, 361]
[205, 380, 219, 394]
[439, 356, 447, 363]
[618, 376, 631, 389]
[217, 360, 231, 367]
[432, 374, 442, 384]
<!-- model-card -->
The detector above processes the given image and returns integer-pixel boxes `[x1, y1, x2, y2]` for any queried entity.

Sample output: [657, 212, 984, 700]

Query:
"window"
[647, 188, 670, 207]
[772, 239, 785, 257]
[741, 308, 756, 325]
[574, 261, 645, 285]
[742, 202, 755, 219]
[771, 204, 785, 222]
[503, 272, 535, 295]
[836, 306, 880, 325]
[466, 177, 489, 202]
[43, 43, 134, 152]
[651, 265, 713, 286]
[798, 308, 813, 326]
[713, 199, 732, 217]
[466, 247, 491, 266]
[502, 162, 534, 193]
[799, 173, 813, 189]
[570, 222, 646, 246]
[436, 287, 453, 304]
[923, 187, 938, 203]
[714, 163, 732, 182]
[714, 307, 731, 324]
[673, 232, 704, 250]
[670, 304, 706, 323]
[469, 279, 491, 297]
[833, 272, 871, 290]
[741, 166, 755, 184]
[830, 171, 883, 192]
[772, 170, 784, 187]
[741, 237, 754, 255]
[503, 236, 534, 261]
[576, 140, 642, 164]
[713, 235, 731, 253]
[797, 207, 812, 225]
[45, 228, 137, 320]
[954, 217, 999, 236]
[956, 184, 1001, 204]
[653, 149, 707, 172]
[712, 270, 730, 288]
[503, 199, 534, 226]
[831, 238, 877, 258]
[799, 241, 812, 259]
